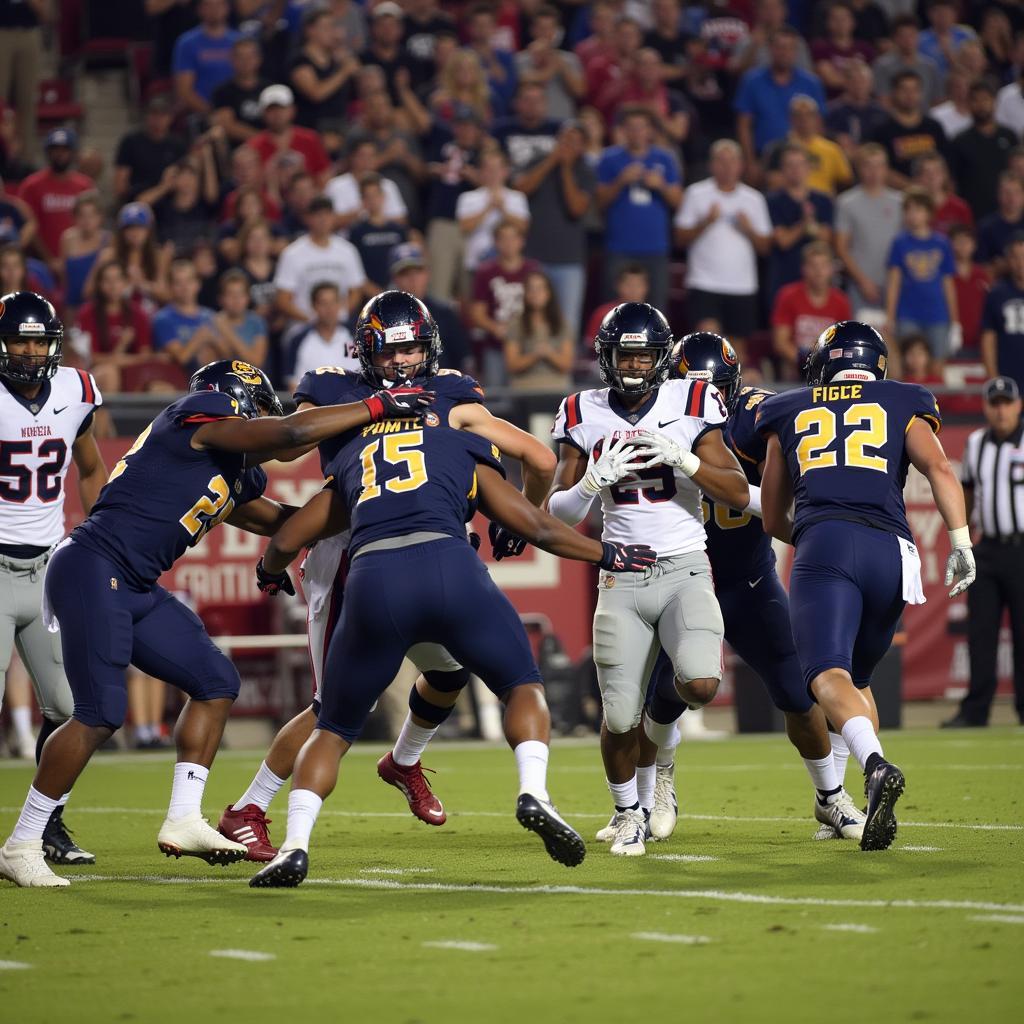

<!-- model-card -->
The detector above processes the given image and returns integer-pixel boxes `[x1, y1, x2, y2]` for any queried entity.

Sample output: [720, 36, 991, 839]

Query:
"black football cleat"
[42, 807, 95, 865]
[249, 849, 309, 888]
[515, 793, 586, 868]
[860, 761, 905, 852]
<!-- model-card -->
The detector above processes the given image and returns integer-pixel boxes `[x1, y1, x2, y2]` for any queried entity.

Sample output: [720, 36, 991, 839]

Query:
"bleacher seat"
[37, 79, 84, 132]
[118, 360, 188, 394]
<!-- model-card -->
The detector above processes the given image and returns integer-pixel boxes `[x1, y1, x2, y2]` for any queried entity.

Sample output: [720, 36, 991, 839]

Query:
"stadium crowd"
[1, 0, 1024, 410]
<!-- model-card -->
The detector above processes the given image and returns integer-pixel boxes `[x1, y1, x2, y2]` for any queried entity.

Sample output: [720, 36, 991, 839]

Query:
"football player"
[0, 359, 434, 887]
[547, 303, 750, 856]
[220, 291, 560, 860]
[625, 332, 866, 845]
[757, 321, 975, 851]
[248, 420, 657, 887]
[0, 291, 107, 866]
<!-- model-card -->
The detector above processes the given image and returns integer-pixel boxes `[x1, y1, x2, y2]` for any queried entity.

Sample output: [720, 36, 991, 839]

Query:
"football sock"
[636, 764, 656, 812]
[12, 706, 33, 746]
[841, 716, 884, 772]
[283, 789, 323, 853]
[643, 713, 681, 767]
[830, 731, 851, 785]
[10, 786, 60, 843]
[166, 761, 209, 821]
[608, 776, 639, 812]
[392, 718, 439, 768]
[35, 716, 59, 764]
[233, 760, 286, 813]
[514, 740, 549, 802]
[802, 755, 840, 799]
[59, 792, 70, 808]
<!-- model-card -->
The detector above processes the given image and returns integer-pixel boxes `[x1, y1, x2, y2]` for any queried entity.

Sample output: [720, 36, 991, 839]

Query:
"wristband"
[678, 450, 700, 478]
[363, 395, 384, 422]
[745, 484, 762, 518]
[949, 526, 971, 550]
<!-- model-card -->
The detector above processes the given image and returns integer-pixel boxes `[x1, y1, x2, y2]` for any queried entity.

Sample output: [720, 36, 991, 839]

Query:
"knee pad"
[602, 693, 642, 735]
[408, 686, 454, 726]
[423, 666, 471, 694]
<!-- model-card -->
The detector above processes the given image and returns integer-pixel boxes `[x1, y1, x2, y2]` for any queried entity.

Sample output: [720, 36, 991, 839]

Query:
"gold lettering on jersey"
[811, 384, 863, 403]
[360, 418, 419, 437]
[20, 424, 53, 437]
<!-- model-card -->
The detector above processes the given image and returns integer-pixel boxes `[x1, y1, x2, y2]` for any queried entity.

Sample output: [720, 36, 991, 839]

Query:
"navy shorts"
[45, 540, 241, 730]
[788, 521, 905, 693]
[318, 537, 541, 741]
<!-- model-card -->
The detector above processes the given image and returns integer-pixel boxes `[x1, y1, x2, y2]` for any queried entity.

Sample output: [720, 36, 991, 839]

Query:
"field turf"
[1, 728, 1022, 1024]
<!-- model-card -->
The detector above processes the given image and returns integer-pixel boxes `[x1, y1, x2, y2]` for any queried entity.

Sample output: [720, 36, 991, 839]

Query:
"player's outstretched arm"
[261, 489, 349, 575]
[760, 434, 794, 544]
[906, 418, 975, 597]
[227, 497, 296, 537]
[71, 423, 108, 516]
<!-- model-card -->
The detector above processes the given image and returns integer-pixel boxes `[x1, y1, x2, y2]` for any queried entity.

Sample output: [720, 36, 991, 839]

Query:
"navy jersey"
[293, 367, 484, 475]
[756, 379, 941, 544]
[704, 386, 775, 585]
[326, 423, 505, 556]
[73, 391, 267, 589]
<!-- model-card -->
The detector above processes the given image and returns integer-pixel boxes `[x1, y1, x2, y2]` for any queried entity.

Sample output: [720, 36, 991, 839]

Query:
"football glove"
[598, 541, 657, 572]
[363, 385, 436, 422]
[256, 557, 295, 597]
[580, 435, 655, 496]
[489, 521, 528, 560]
[467, 529, 482, 551]
[945, 528, 976, 598]
[632, 430, 700, 477]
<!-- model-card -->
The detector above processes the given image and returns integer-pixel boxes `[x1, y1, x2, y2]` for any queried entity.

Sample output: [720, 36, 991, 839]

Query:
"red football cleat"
[376, 752, 447, 825]
[217, 803, 278, 862]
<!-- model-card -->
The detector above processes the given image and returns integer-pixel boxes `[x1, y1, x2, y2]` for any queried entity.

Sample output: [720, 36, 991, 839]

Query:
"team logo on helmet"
[230, 360, 263, 385]
[721, 339, 738, 365]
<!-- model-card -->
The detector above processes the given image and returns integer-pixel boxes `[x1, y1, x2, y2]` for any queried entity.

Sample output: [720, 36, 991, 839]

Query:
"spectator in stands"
[873, 16, 943, 110]
[152, 258, 218, 374]
[643, 0, 689, 82]
[60, 193, 109, 317]
[735, 27, 826, 178]
[359, 2, 414, 107]
[0, 175, 35, 248]
[516, 5, 585, 122]
[465, 3, 517, 118]
[976, 171, 1024, 277]
[825, 59, 888, 157]
[217, 188, 285, 264]
[211, 37, 269, 148]
[470, 218, 540, 384]
[812, 1, 875, 98]
[290, 6, 360, 135]
[326, 138, 408, 232]
[918, 0, 976, 79]
[494, 82, 560, 176]
[514, 120, 595, 344]
[286, 281, 357, 388]
[575, 0, 618, 72]
[767, 143, 834, 299]
[930, 67, 972, 141]
[423, 106, 485, 302]
[274, 194, 366, 324]
[978, 7, 1014, 84]
[280, 172, 319, 238]
[114, 96, 187, 204]
[586, 17, 645, 121]
[776, 94, 853, 195]
[172, 0, 239, 118]
[191, 236, 220, 310]
[898, 332, 943, 387]
[211, 269, 268, 367]
[981, 233, 1024, 384]
[612, 47, 692, 149]
[505, 270, 575, 392]
[0, 243, 47, 300]
[675, 139, 772, 364]
[147, 0, 198, 82]
[402, 0, 455, 92]
[222, 144, 281, 225]
[596, 106, 681, 311]
[18, 127, 94, 273]
[428, 48, 494, 131]
[233, 219, 278, 328]
[734, 0, 813, 76]
[871, 70, 947, 189]
[74, 260, 153, 395]
[141, 144, 221, 255]
[95, 202, 171, 310]
[913, 152, 973, 238]
[772, 240, 853, 375]
[247, 85, 332, 191]
[457, 148, 530, 278]
[949, 80, 1017, 222]
[585, 261, 650, 344]
[0, 0, 44, 159]
[950, 223, 989, 354]
[995, 65, 1024, 138]
[324, 0, 367, 56]
[348, 175, 409, 293]
[885, 188, 960, 363]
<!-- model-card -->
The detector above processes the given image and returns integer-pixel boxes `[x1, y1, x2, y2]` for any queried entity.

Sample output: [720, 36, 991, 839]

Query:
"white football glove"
[580, 435, 653, 496]
[632, 430, 701, 477]
[945, 527, 976, 598]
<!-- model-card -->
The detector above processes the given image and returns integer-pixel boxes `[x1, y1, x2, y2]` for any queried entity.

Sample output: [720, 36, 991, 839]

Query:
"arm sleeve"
[547, 478, 598, 526]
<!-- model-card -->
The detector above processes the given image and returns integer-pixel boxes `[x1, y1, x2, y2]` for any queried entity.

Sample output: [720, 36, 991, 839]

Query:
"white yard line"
[0, 960, 31, 970]
[822, 923, 879, 934]
[969, 915, 1024, 925]
[209, 950, 277, 962]
[359, 867, 435, 875]
[631, 932, 711, 945]
[647, 854, 719, 863]
[901, 846, 943, 852]
[422, 941, 498, 952]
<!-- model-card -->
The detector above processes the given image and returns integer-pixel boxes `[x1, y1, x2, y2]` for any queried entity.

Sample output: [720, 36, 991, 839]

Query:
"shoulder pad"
[294, 366, 367, 407]
[435, 371, 485, 400]
[171, 390, 242, 425]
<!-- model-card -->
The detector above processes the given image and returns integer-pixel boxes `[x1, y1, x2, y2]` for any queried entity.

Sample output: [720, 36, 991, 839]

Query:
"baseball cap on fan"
[259, 84, 294, 113]
[372, 1, 404, 19]
[389, 243, 426, 276]
[45, 127, 78, 150]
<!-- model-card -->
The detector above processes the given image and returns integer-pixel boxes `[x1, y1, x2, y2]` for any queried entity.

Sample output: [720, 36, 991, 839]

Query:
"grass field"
[1, 728, 1022, 1024]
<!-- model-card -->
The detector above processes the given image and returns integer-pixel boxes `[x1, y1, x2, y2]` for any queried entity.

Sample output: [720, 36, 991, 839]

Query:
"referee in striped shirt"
[944, 376, 1024, 728]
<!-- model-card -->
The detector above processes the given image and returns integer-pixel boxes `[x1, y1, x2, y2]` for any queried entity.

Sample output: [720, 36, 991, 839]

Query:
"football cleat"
[42, 807, 95, 865]
[249, 847, 309, 888]
[515, 793, 586, 867]
[609, 808, 647, 856]
[860, 762, 905, 852]
[218, 804, 278, 862]
[813, 789, 866, 841]
[650, 763, 678, 840]
[157, 812, 248, 865]
[595, 813, 618, 843]
[376, 752, 446, 825]
[0, 838, 70, 887]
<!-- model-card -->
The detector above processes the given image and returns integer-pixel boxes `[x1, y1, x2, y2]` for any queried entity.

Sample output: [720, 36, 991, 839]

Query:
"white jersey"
[552, 378, 727, 558]
[0, 367, 102, 547]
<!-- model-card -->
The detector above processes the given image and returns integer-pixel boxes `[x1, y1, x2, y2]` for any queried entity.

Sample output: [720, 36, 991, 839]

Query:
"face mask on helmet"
[0, 291, 64, 385]
[356, 293, 441, 386]
[0, 336, 62, 384]
[598, 339, 672, 395]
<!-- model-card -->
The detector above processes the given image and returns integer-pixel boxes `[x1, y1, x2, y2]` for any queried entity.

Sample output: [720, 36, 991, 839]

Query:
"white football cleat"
[0, 838, 70, 887]
[609, 808, 647, 856]
[596, 812, 619, 843]
[650, 762, 678, 840]
[157, 812, 247, 865]
[813, 789, 866, 841]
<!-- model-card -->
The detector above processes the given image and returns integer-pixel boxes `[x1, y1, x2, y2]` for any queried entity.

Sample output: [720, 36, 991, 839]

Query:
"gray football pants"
[593, 550, 724, 734]
[0, 550, 73, 721]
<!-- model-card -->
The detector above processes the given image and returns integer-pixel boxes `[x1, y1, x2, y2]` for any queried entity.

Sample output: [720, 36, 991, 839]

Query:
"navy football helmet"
[189, 359, 284, 418]
[354, 290, 441, 385]
[594, 301, 673, 395]
[674, 331, 742, 412]
[0, 291, 63, 384]
[804, 320, 889, 386]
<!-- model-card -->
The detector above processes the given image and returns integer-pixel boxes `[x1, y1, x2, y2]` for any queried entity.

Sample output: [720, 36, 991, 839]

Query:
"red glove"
[363, 386, 436, 423]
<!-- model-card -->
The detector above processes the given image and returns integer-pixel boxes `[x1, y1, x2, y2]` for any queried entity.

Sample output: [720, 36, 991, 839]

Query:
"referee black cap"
[984, 376, 1021, 403]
